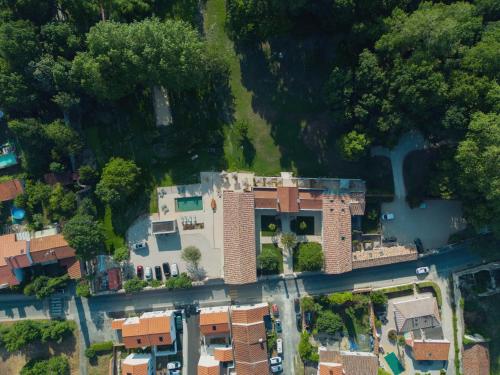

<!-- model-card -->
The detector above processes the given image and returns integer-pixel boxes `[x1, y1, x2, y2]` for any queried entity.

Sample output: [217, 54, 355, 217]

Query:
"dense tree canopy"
[95, 157, 140, 205]
[63, 213, 105, 260]
[72, 18, 209, 100]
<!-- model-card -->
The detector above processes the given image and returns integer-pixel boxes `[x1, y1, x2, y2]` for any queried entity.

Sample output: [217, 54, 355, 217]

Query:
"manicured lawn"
[463, 293, 500, 373]
[258, 243, 284, 275]
[102, 205, 125, 252]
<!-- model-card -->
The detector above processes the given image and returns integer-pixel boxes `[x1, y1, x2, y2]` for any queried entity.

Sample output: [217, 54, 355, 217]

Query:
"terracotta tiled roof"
[277, 186, 299, 212]
[462, 343, 490, 375]
[318, 348, 378, 375]
[112, 319, 126, 330]
[200, 310, 230, 325]
[223, 191, 257, 285]
[318, 363, 343, 375]
[394, 297, 441, 333]
[233, 340, 268, 363]
[59, 257, 82, 279]
[231, 304, 269, 324]
[0, 179, 23, 202]
[322, 194, 352, 274]
[235, 361, 270, 375]
[198, 355, 220, 375]
[201, 323, 230, 336]
[412, 340, 450, 361]
[214, 347, 233, 362]
[0, 233, 28, 267]
[122, 362, 148, 375]
[121, 354, 151, 375]
[118, 312, 173, 349]
[232, 323, 266, 344]
[29, 234, 76, 263]
[254, 188, 277, 209]
[0, 265, 19, 286]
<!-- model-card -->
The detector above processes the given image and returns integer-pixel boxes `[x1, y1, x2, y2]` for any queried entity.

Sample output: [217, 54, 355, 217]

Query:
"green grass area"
[102, 205, 125, 252]
[258, 243, 284, 275]
[204, 0, 281, 175]
[378, 284, 414, 298]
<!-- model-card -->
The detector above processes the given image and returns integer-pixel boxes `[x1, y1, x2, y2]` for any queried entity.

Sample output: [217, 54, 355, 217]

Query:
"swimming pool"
[175, 196, 203, 212]
[0, 153, 17, 169]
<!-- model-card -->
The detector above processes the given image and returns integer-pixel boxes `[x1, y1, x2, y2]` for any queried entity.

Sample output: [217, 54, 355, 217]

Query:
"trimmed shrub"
[76, 280, 91, 298]
[165, 273, 192, 290]
[124, 277, 147, 293]
[21, 355, 70, 375]
[297, 242, 323, 271]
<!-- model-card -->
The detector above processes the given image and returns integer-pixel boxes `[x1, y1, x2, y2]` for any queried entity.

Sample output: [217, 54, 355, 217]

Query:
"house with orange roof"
[198, 306, 234, 374]
[230, 303, 270, 375]
[0, 231, 82, 289]
[317, 347, 378, 375]
[462, 343, 490, 375]
[112, 310, 177, 357]
[121, 353, 154, 375]
[0, 179, 23, 203]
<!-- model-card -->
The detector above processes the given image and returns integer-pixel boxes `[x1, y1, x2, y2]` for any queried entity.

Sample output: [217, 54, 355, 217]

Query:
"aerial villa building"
[112, 310, 177, 356]
[153, 171, 417, 285]
[0, 230, 82, 288]
[317, 347, 378, 375]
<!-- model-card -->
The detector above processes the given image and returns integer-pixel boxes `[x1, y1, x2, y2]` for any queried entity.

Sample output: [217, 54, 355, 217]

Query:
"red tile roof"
[254, 188, 277, 209]
[412, 340, 450, 361]
[462, 343, 490, 375]
[214, 347, 233, 362]
[0, 179, 23, 202]
[277, 186, 299, 212]
[231, 304, 269, 324]
[0, 265, 19, 286]
[122, 362, 148, 375]
[29, 234, 76, 263]
[319, 363, 343, 375]
[223, 191, 257, 285]
[118, 312, 173, 349]
[322, 195, 352, 274]
[107, 268, 121, 290]
[0, 233, 28, 267]
[59, 257, 82, 279]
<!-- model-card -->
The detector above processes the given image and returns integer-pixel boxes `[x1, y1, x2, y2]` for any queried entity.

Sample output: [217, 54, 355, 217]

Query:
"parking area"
[127, 214, 223, 281]
[381, 199, 466, 250]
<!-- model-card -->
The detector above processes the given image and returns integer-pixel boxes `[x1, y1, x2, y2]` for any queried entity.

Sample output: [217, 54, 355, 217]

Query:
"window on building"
[159, 336, 163, 342]
[137, 338, 141, 344]
[212, 325, 217, 331]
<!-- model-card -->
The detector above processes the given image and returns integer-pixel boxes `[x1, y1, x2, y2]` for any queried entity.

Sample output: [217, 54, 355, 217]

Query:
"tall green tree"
[0, 20, 39, 70]
[71, 18, 208, 100]
[95, 157, 140, 205]
[63, 213, 105, 259]
[455, 112, 500, 236]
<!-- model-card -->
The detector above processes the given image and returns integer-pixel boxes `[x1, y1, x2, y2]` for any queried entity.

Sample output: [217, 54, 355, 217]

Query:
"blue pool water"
[11, 207, 26, 221]
[0, 153, 17, 169]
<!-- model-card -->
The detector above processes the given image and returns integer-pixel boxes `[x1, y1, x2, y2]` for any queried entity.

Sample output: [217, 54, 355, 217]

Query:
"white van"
[171, 263, 179, 277]
[144, 267, 152, 280]
[276, 338, 283, 356]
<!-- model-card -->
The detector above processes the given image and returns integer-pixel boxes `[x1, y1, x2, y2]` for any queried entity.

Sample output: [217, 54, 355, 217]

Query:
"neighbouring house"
[122, 353, 155, 375]
[393, 296, 451, 363]
[154, 171, 417, 285]
[107, 267, 122, 291]
[0, 178, 23, 203]
[462, 343, 490, 375]
[112, 310, 177, 356]
[230, 303, 270, 374]
[317, 347, 378, 375]
[393, 296, 441, 333]
[198, 306, 234, 374]
[43, 172, 79, 186]
[0, 231, 82, 288]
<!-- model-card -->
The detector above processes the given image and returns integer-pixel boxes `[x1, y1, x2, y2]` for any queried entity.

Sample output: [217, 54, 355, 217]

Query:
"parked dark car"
[155, 266, 162, 280]
[162, 262, 170, 277]
[294, 298, 300, 313]
[275, 319, 282, 333]
[296, 313, 302, 330]
[174, 312, 183, 332]
[136, 265, 143, 279]
[414, 238, 424, 253]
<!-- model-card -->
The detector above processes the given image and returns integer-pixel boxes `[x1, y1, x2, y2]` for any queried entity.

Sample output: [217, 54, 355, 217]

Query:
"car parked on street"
[294, 298, 300, 313]
[270, 364, 283, 373]
[276, 338, 283, 355]
[416, 266, 430, 275]
[414, 238, 424, 253]
[144, 266, 152, 280]
[155, 266, 162, 280]
[272, 304, 279, 317]
[167, 361, 181, 375]
[275, 319, 282, 333]
[381, 212, 395, 220]
[136, 265, 143, 279]
[162, 262, 170, 277]
[270, 357, 282, 365]
[174, 312, 183, 333]
[171, 263, 179, 277]
[296, 313, 302, 330]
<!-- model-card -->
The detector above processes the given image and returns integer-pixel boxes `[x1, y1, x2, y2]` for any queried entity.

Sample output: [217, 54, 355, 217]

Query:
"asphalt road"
[185, 312, 200, 375]
[0, 247, 480, 375]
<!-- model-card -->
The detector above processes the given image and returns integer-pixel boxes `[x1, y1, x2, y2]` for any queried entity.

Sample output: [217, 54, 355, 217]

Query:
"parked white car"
[276, 338, 283, 355]
[132, 240, 147, 250]
[270, 357, 282, 365]
[171, 263, 179, 277]
[167, 361, 181, 374]
[416, 266, 430, 275]
[271, 364, 283, 373]
[381, 212, 395, 220]
[144, 266, 153, 280]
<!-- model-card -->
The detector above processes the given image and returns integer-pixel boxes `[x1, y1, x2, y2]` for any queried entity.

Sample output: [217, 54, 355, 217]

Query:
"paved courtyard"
[127, 214, 223, 281]
[372, 132, 467, 249]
